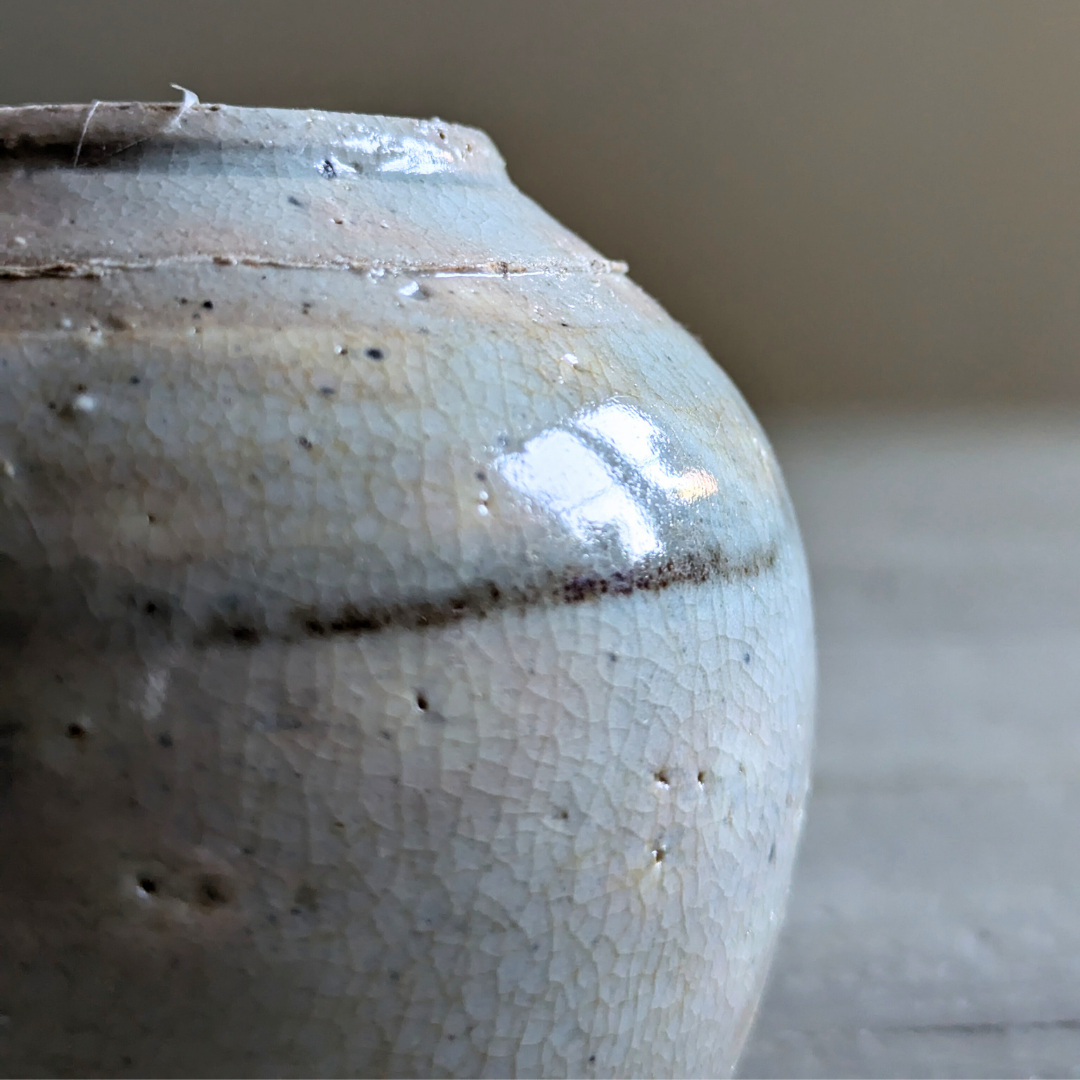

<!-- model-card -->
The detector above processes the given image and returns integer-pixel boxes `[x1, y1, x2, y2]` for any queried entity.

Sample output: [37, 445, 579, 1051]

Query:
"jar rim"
[0, 102, 503, 178]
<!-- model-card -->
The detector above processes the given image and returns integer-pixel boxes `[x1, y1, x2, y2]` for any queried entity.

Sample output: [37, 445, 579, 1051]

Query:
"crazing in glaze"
[0, 103, 814, 1078]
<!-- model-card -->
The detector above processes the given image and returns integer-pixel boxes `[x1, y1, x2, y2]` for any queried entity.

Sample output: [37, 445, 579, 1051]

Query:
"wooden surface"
[738, 411, 1080, 1079]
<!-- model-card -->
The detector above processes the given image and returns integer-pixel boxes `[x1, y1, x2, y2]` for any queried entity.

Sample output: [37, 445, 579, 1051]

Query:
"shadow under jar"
[0, 103, 814, 1079]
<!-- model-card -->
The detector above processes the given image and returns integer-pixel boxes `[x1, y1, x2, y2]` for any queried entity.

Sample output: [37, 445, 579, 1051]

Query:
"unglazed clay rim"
[0, 102, 504, 177]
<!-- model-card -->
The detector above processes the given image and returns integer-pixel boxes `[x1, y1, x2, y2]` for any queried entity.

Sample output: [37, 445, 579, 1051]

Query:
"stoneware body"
[0, 104, 814, 1078]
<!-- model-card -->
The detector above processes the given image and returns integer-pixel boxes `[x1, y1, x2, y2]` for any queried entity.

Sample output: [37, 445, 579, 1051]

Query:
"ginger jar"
[0, 103, 814, 1078]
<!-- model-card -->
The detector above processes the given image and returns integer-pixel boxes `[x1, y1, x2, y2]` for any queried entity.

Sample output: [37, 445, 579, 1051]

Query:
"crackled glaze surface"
[0, 104, 814, 1078]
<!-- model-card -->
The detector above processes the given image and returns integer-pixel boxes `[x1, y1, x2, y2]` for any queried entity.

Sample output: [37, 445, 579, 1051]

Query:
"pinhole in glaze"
[0, 103, 814, 1078]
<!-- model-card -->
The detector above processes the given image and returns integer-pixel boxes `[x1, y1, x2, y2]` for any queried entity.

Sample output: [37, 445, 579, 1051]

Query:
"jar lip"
[0, 102, 503, 178]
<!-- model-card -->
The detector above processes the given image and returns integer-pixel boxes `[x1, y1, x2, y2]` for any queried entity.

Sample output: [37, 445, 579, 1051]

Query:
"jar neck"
[0, 104, 621, 280]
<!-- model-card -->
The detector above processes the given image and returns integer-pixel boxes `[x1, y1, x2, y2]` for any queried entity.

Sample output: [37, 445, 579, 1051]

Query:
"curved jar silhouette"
[0, 103, 814, 1078]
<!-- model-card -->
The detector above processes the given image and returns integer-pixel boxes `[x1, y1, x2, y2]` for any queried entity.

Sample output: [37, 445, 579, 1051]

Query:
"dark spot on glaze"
[297, 436, 313, 450]
[129, 375, 141, 385]
[365, 347, 384, 360]
[317, 159, 337, 179]
[743, 652, 751, 664]
[287, 195, 304, 207]
[202, 300, 213, 310]
[158, 732, 173, 749]
[293, 882, 318, 912]
[697, 770, 707, 786]
[318, 385, 336, 395]
[198, 876, 230, 907]
[138, 876, 158, 895]
[589, 1055, 597, 1064]
[205, 616, 262, 647]
[768, 842, 777, 863]
[654, 768, 670, 787]
[178, 297, 188, 305]
[66, 722, 87, 741]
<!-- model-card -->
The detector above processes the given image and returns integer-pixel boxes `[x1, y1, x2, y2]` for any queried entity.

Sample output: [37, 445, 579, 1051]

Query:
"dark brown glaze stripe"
[201, 542, 779, 648]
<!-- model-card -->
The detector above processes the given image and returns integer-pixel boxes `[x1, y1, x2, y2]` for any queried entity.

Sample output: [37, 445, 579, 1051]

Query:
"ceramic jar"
[0, 103, 814, 1078]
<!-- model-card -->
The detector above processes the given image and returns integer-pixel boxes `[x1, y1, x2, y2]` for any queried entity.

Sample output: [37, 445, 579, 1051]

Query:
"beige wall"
[4, 0, 1080, 410]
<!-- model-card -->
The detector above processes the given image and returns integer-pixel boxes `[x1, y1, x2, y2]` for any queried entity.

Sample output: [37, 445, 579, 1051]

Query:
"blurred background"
[4, 3, 1080, 1076]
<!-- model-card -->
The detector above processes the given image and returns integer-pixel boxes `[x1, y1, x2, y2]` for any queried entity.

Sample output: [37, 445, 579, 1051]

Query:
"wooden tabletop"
[738, 411, 1080, 1079]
